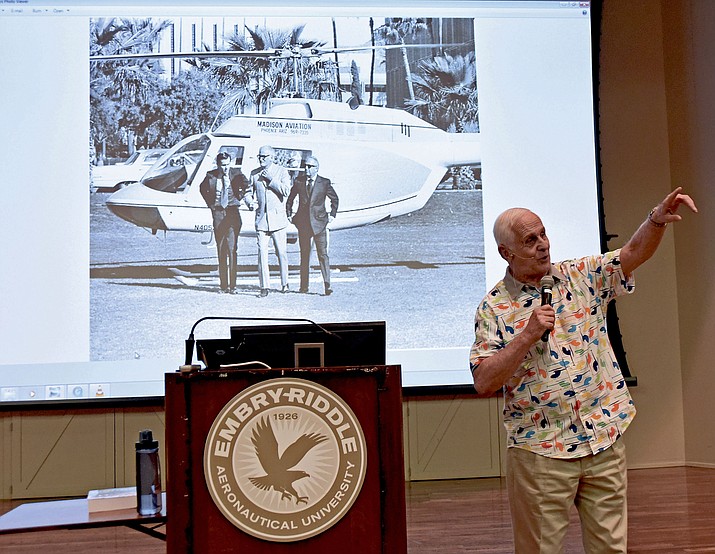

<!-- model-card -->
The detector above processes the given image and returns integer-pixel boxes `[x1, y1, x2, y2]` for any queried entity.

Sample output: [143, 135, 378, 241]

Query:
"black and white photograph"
[89, 15, 484, 375]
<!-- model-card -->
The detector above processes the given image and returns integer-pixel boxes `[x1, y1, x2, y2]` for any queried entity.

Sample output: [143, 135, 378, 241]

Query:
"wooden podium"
[164, 365, 407, 553]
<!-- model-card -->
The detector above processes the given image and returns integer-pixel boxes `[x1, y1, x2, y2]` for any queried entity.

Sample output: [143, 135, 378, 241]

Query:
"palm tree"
[210, 24, 325, 115]
[90, 18, 171, 157]
[349, 60, 363, 106]
[372, 18, 430, 102]
[90, 18, 171, 101]
[406, 52, 479, 189]
[406, 51, 479, 132]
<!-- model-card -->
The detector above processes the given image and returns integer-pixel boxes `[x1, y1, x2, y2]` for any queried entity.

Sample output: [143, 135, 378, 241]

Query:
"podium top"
[169, 364, 401, 383]
[197, 321, 386, 370]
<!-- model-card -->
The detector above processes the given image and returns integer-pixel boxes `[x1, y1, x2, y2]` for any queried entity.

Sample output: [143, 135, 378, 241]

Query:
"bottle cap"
[136, 429, 158, 450]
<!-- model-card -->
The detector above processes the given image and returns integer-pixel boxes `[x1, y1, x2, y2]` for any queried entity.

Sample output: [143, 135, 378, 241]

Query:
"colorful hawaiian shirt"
[470, 249, 636, 458]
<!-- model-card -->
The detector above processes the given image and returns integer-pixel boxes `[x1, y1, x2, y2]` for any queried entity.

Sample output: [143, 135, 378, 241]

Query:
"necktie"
[220, 176, 229, 208]
[306, 177, 313, 196]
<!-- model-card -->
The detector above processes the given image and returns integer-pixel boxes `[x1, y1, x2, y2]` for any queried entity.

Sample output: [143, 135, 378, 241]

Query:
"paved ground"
[90, 189, 486, 363]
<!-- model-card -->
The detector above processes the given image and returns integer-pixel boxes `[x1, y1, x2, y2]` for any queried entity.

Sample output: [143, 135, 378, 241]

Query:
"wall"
[0, 406, 166, 499]
[0, 398, 502, 499]
[598, 0, 687, 467]
[661, 0, 715, 466]
[599, 0, 715, 468]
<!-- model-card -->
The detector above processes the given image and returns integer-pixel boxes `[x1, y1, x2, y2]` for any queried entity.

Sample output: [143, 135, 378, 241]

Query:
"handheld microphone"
[540, 275, 555, 342]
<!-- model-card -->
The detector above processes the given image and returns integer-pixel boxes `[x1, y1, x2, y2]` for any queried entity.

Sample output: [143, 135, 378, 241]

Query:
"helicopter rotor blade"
[313, 42, 465, 55]
[90, 42, 468, 62]
[90, 49, 283, 61]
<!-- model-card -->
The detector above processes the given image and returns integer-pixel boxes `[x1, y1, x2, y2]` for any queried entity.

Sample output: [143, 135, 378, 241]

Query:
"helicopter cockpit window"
[216, 146, 244, 168]
[142, 136, 210, 193]
[271, 148, 312, 182]
[273, 148, 312, 170]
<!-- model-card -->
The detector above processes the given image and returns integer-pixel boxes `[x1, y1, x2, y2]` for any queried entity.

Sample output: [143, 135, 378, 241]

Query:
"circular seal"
[204, 377, 367, 542]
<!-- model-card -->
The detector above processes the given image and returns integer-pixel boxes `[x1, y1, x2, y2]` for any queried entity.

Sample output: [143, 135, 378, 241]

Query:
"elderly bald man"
[248, 145, 292, 297]
[470, 188, 697, 553]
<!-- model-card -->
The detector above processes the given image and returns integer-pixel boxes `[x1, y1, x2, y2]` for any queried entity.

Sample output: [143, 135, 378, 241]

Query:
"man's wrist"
[647, 207, 668, 228]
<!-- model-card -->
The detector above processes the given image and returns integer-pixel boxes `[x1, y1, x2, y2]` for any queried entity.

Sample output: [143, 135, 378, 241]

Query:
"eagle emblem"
[248, 416, 328, 504]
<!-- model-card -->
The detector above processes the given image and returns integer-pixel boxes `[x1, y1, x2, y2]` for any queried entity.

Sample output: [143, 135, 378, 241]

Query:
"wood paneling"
[10, 410, 115, 498]
[405, 397, 501, 481]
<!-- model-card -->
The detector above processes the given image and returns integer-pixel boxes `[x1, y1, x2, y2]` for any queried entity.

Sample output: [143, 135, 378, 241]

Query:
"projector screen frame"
[0, 0, 638, 409]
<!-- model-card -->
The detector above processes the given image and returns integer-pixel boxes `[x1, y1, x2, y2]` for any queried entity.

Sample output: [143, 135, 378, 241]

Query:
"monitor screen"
[0, 0, 603, 404]
[197, 320, 385, 370]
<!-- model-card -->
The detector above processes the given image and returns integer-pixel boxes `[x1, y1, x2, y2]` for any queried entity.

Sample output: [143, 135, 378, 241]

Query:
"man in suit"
[287, 155, 339, 295]
[199, 152, 249, 294]
[248, 145, 292, 297]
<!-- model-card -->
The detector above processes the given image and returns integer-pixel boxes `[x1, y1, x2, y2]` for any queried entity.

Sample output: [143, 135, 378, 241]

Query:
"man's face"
[305, 159, 319, 180]
[501, 212, 551, 284]
[258, 149, 273, 169]
[217, 158, 231, 176]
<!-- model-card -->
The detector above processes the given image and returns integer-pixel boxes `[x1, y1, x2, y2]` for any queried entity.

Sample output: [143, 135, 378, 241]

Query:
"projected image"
[0, 2, 599, 401]
[89, 16, 484, 364]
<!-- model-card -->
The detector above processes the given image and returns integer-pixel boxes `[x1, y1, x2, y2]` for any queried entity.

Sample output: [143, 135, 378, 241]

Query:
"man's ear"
[498, 244, 511, 262]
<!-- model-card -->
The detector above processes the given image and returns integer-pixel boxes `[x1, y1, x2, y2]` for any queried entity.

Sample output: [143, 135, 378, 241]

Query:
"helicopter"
[92, 43, 481, 239]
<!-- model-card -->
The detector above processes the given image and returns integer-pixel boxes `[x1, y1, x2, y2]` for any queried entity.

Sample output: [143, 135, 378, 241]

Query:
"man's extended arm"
[620, 187, 698, 276]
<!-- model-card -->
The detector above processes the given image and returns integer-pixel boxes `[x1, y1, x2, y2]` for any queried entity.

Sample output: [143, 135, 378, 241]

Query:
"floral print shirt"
[470, 250, 636, 458]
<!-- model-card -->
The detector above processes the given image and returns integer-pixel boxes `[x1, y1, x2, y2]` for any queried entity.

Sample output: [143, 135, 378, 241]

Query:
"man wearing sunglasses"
[287, 155, 339, 295]
[199, 151, 250, 294]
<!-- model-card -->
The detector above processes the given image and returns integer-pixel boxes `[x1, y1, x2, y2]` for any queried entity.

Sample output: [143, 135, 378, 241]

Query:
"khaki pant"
[506, 440, 628, 553]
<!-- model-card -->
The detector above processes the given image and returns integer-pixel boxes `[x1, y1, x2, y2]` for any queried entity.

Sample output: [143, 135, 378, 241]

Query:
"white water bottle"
[136, 429, 162, 515]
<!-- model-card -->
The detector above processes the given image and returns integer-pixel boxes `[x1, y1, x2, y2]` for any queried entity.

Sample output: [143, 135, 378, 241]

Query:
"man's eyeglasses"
[305, 164, 317, 168]
[257, 154, 271, 160]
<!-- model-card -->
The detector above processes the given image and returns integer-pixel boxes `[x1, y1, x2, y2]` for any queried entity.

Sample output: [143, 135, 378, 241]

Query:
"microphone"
[510, 251, 536, 260]
[184, 336, 195, 366]
[540, 275, 555, 342]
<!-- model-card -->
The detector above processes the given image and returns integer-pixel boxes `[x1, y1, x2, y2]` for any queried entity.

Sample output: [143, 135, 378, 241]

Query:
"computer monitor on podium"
[196, 320, 386, 370]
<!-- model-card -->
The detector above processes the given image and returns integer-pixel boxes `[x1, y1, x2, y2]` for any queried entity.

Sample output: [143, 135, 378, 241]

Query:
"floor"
[1, 466, 714, 552]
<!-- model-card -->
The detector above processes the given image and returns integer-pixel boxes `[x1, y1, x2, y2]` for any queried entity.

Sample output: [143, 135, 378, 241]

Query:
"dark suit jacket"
[199, 168, 248, 210]
[287, 174, 339, 235]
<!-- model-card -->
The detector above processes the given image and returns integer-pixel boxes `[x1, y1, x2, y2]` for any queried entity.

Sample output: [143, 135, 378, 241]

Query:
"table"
[0, 494, 167, 540]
